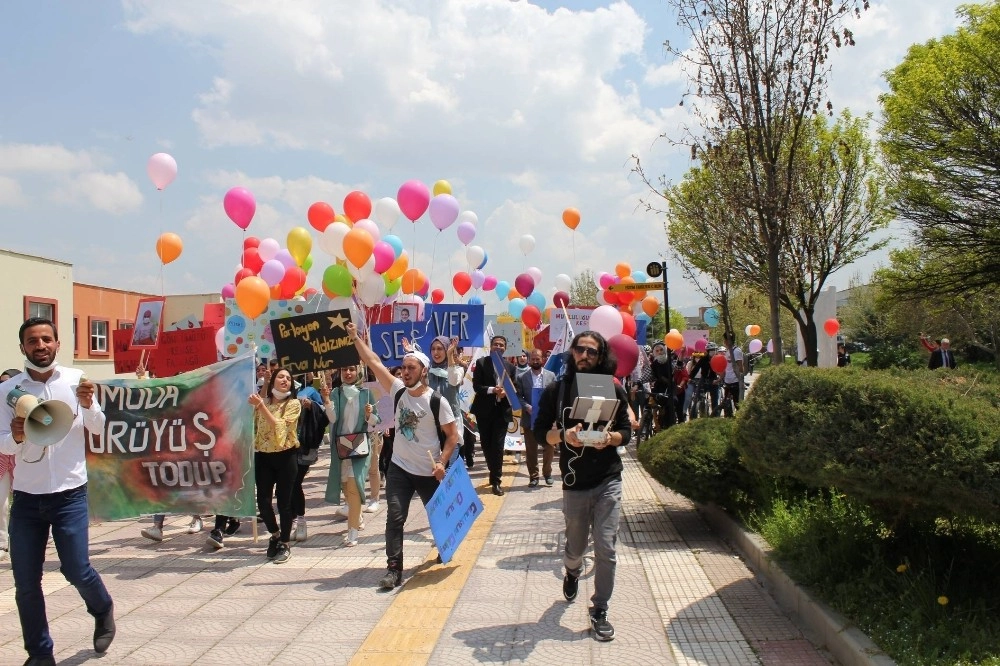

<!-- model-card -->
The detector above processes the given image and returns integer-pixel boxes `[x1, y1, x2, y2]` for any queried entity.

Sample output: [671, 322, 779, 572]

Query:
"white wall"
[0, 249, 74, 372]
[797, 285, 838, 367]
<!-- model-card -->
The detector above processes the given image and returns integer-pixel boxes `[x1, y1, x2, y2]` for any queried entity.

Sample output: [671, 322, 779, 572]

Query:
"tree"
[570, 270, 598, 307]
[665, 111, 890, 365]
[636, 0, 867, 364]
[880, 3, 1000, 297]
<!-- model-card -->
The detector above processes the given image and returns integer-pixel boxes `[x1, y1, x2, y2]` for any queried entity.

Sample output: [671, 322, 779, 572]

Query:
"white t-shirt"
[390, 378, 455, 476]
[724, 347, 744, 384]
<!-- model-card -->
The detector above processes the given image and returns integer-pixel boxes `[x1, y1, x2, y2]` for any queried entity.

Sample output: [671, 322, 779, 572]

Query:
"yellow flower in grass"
[937, 596, 949, 606]
[896, 564, 908, 573]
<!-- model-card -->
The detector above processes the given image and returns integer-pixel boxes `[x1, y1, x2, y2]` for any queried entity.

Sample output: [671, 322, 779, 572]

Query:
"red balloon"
[608, 333, 639, 377]
[601, 288, 619, 306]
[514, 273, 535, 298]
[824, 318, 840, 337]
[307, 202, 336, 232]
[234, 267, 255, 284]
[303, 288, 318, 298]
[280, 266, 306, 297]
[553, 290, 570, 308]
[710, 354, 728, 374]
[621, 312, 636, 338]
[521, 305, 542, 329]
[243, 236, 260, 250]
[431, 288, 445, 304]
[242, 247, 264, 273]
[343, 191, 372, 222]
[453, 271, 472, 296]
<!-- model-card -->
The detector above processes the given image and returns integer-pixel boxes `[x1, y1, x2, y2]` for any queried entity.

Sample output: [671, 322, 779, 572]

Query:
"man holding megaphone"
[0, 317, 116, 666]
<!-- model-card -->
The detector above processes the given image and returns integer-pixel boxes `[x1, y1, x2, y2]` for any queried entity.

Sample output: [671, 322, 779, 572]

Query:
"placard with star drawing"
[269, 308, 360, 373]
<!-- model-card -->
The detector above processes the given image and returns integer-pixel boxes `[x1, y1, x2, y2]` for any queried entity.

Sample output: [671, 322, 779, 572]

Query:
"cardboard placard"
[113, 326, 219, 376]
[269, 308, 360, 373]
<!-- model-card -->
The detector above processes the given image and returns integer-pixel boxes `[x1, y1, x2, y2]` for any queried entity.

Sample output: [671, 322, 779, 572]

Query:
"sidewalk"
[0, 448, 834, 665]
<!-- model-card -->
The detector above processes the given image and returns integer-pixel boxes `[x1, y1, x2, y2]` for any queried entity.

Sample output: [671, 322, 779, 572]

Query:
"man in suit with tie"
[516, 349, 557, 487]
[929, 337, 957, 369]
[472, 336, 516, 495]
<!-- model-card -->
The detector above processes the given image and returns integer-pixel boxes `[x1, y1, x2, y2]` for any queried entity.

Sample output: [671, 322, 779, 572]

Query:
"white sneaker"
[336, 505, 350, 518]
[187, 516, 203, 534]
[343, 528, 359, 547]
[141, 526, 163, 542]
[364, 500, 380, 513]
[294, 517, 307, 543]
[514, 453, 522, 463]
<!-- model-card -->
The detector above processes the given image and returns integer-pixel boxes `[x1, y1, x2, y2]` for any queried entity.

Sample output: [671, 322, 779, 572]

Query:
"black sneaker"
[589, 608, 615, 641]
[528, 478, 539, 487]
[563, 572, 578, 601]
[224, 518, 242, 535]
[545, 476, 554, 486]
[272, 542, 291, 564]
[206, 529, 224, 550]
[93, 602, 116, 654]
[379, 568, 402, 590]
[266, 535, 281, 559]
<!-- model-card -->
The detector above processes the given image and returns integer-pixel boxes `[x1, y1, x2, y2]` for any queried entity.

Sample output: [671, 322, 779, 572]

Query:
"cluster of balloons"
[229, 229, 314, 318]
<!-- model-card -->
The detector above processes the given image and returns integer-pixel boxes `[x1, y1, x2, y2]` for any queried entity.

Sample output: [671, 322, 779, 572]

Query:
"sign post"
[645, 261, 676, 427]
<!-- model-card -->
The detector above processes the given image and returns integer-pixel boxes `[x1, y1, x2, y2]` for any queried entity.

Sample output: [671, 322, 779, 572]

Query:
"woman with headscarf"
[427, 336, 465, 466]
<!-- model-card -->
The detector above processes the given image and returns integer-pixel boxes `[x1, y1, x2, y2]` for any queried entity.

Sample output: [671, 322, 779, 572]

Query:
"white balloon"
[457, 210, 478, 226]
[353, 218, 381, 243]
[466, 245, 485, 268]
[373, 197, 400, 229]
[358, 277, 385, 307]
[323, 224, 350, 260]
[258, 238, 280, 262]
[348, 255, 377, 282]
[519, 234, 535, 255]
[554, 273, 572, 292]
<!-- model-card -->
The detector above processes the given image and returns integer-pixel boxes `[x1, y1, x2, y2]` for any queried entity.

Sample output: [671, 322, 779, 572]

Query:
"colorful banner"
[369, 304, 485, 364]
[85, 355, 257, 521]
[426, 462, 484, 564]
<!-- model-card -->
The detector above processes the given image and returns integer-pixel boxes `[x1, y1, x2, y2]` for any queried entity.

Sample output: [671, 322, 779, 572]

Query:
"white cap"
[404, 351, 430, 368]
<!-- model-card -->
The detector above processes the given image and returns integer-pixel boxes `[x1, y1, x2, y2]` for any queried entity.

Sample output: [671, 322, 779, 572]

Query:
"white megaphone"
[6, 386, 75, 447]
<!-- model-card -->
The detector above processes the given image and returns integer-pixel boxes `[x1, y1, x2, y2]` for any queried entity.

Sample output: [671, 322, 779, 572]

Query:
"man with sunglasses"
[0, 317, 116, 665]
[471, 335, 516, 496]
[532, 330, 631, 642]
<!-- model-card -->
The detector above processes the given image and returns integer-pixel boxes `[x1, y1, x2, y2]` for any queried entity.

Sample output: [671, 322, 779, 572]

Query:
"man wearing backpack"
[347, 323, 460, 591]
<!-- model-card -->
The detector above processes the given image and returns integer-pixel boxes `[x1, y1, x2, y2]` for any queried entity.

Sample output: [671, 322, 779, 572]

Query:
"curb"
[698, 503, 897, 666]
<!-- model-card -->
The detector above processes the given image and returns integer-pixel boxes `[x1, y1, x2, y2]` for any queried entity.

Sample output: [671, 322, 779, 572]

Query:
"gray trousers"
[563, 476, 622, 612]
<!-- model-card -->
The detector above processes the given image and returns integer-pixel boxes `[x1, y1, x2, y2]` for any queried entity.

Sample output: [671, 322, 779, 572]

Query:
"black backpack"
[393, 388, 448, 450]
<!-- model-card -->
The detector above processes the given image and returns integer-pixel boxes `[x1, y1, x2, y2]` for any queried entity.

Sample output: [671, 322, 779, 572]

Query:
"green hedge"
[733, 365, 1000, 522]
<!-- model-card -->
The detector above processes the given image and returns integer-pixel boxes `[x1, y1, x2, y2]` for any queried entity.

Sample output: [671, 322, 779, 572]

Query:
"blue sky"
[0, 0, 967, 312]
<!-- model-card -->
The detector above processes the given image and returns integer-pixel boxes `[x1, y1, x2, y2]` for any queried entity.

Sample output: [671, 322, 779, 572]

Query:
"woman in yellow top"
[249, 366, 301, 564]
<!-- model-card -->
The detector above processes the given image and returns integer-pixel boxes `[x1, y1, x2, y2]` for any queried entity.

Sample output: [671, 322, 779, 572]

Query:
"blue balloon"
[383, 234, 404, 259]
[526, 291, 546, 311]
[703, 307, 720, 328]
[468, 295, 483, 306]
[478, 251, 488, 270]
[509, 297, 527, 319]
[495, 280, 511, 300]
[631, 270, 649, 283]
[636, 312, 652, 323]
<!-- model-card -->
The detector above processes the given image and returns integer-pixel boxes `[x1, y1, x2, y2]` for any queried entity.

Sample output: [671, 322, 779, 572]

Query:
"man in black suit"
[471, 335, 516, 495]
[928, 337, 957, 369]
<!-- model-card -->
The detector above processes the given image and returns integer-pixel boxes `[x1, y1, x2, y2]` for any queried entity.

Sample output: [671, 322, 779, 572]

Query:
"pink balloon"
[482, 275, 498, 291]
[587, 305, 624, 339]
[599, 272, 615, 289]
[258, 238, 280, 262]
[373, 241, 395, 274]
[471, 269, 486, 289]
[748, 338, 763, 354]
[694, 338, 708, 352]
[147, 153, 177, 190]
[527, 266, 543, 286]
[353, 218, 381, 242]
[553, 290, 570, 308]
[224, 187, 256, 230]
[221, 282, 236, 299]
[397, 180, 430, 222]
[456, 221, 477, 245]
[429, 194, 460, 231]
[514, 273, 535, 298]
[609, 334, 639, 377]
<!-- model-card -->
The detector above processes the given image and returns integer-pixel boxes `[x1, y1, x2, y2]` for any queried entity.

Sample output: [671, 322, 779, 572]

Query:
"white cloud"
[63, 171, 144, 215]
[0, 176, 25, 206]
[0, 143, 97, 173]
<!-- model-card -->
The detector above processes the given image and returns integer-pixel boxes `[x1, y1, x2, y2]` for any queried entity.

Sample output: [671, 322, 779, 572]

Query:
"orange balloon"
[508, 288, 522, 301]
[156, 232, 183, 265]
[343, 228, 375, 269]
[749, 324, 761, 336]
[401, 268, 421, 294]
[270, 284, 282, 300]
[641, 296, 659, 317]
[385, 252, 408, 281]
[235, 276, 270, 319]
[664, 329, 684, 351]
[562, 207, 581, 230]
[615, 262, 631, 279]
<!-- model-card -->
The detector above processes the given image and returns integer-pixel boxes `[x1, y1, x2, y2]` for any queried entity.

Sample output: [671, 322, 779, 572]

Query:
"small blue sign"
[426, 463, 484, 564]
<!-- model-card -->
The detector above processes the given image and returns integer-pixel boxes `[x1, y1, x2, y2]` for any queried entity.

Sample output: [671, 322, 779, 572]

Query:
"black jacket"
[471, 355, 516, 423]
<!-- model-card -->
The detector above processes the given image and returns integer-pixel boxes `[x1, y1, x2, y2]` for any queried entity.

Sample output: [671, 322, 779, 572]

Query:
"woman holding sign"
[323, 364, 378, 547]
[249, 367, 301, 564]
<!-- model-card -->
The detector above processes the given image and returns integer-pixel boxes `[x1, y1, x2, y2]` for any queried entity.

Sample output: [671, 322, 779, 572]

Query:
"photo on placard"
[393, 303, 417, 324]
[131, 297, 166, 349]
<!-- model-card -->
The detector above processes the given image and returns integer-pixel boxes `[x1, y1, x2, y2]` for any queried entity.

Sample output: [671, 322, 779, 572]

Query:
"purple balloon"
[514, 273, 535, 298]
[274, 248, 297, 269]
[456, 221, 477, 246]
[429, 194, 460, 231]
[471, 269, 486, 290]
[260, 259, 286, 287]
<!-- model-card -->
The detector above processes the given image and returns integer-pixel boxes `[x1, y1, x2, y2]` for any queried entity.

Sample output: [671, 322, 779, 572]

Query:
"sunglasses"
[572, 345, 599, 358]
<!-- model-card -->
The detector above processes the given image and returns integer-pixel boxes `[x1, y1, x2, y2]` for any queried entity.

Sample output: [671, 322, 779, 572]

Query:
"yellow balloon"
[286, 226, 313, 266]
[334, 214, 352, 226]
[432, 180, 452, 196]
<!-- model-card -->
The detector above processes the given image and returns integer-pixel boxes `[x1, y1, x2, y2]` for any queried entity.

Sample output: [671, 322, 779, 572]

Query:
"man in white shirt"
[720, 331, 745, 412]
[0, 318, 116, 666]
[347, 322, 460, 591]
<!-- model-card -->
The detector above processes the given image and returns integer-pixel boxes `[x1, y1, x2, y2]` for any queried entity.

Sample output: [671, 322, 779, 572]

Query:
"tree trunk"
[767, 240, 784, 364]
[802, 318, 819, 367]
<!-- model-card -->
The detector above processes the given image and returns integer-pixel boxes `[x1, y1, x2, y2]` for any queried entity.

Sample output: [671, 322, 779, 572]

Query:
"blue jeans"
[10, 483, 113, 657]
[563, 476, 622, 612]
[384, 462, 439, 571]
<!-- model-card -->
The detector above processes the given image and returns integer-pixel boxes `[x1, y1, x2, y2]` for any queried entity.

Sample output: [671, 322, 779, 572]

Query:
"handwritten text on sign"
[269, 309, 360, 372]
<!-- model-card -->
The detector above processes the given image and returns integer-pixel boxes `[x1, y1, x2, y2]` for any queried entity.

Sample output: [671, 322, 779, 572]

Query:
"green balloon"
[302, 254, 313, 273]
[384, 275, 402, 296]
[323, 264, 353, 297]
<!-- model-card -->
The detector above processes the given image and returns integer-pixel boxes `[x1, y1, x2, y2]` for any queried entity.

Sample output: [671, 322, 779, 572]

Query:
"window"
[74, 316, 79, 354]
[23, 296, 57, 323]
[118, 320, 134, 330]
[89, 318, 109, 354]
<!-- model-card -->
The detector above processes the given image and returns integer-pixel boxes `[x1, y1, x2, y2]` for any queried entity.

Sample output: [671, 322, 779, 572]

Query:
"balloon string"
[572, 231, 577, 271]
[429, 232, 439, 301]
[158, 194, 165, 298]
[448, 252, 454, 302]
